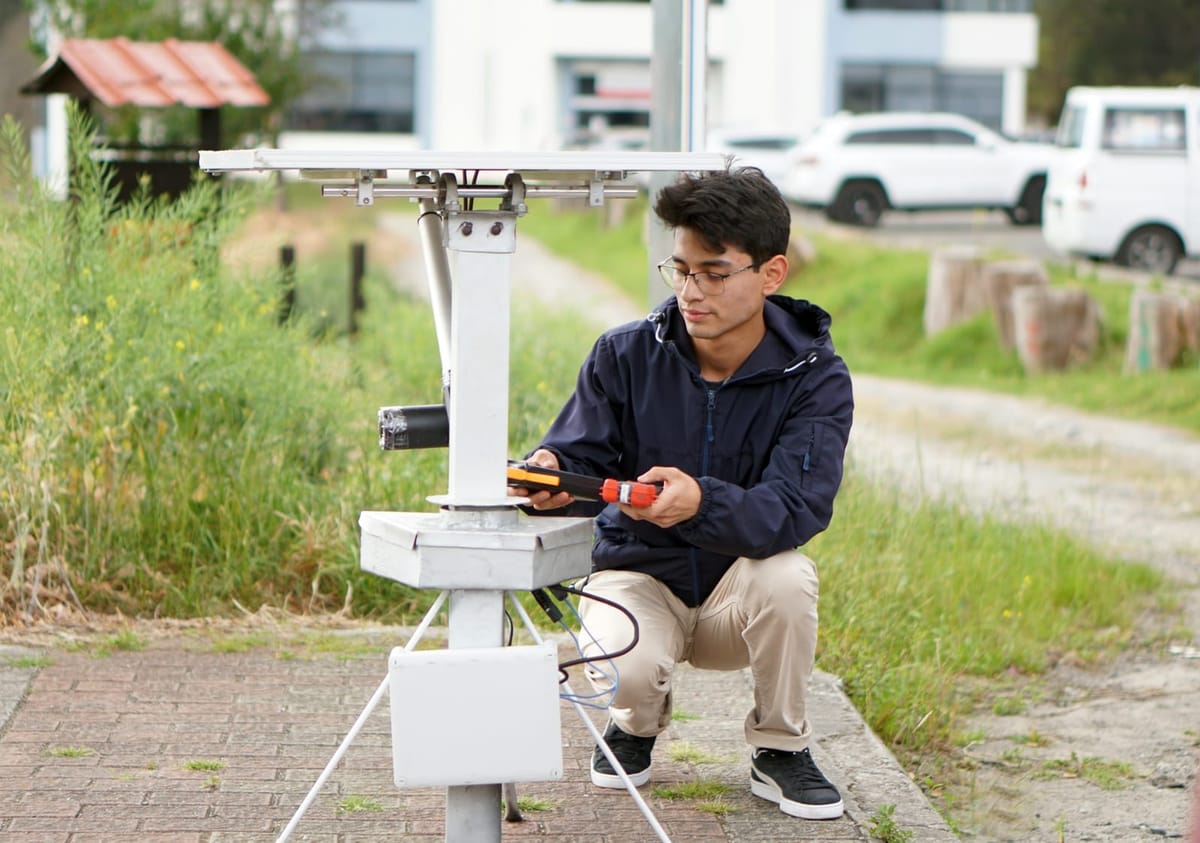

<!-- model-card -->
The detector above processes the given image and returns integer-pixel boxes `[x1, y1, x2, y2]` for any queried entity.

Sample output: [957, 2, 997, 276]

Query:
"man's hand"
[507, 448, 576, 511]
[617, 466, 700, 528]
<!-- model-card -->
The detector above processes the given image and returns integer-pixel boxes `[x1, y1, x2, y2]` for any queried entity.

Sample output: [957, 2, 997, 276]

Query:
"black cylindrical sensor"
[378, 405, 449, 450]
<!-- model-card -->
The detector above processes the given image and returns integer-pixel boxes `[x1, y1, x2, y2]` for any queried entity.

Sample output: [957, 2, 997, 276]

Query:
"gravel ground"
[383, 210, 1200, 841]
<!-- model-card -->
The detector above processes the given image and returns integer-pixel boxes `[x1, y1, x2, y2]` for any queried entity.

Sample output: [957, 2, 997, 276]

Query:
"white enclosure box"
[388, 642, 563, 787]
[359, 511, 594, 591]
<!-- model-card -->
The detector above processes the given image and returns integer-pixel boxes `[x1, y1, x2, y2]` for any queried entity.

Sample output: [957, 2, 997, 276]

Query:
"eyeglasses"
[656, 260, 757, 297]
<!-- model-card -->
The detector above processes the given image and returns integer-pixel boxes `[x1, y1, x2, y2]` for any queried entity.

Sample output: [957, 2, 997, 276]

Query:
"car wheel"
[832, 181, 886, 227]
[1006, 175, 1046, 226]
[1116, 225, 1182, 275]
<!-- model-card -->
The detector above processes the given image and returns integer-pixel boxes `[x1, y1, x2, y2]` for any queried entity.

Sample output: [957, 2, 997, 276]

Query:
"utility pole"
[647, 0, 708, 306]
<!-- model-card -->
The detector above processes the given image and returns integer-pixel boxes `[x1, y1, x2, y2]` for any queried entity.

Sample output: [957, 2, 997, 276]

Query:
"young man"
[512, 167, 853, 820]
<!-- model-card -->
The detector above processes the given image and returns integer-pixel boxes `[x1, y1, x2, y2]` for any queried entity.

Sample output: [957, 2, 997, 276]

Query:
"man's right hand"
[508, 448, 576, 511]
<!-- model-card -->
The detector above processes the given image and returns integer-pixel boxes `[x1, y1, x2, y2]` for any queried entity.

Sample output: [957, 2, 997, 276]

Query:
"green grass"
[808, 473, 1164, 753]
[868, 803, 915, 843]
[4, 654, 53, 668]
[518, 195, 652, 303]
[336, 794, 383, 813]
[1037, 753, 1139, 790]
[651, 780, 733, 801]
[47, 746, 94, 758]
[667, 742, 727, 765]
[183, 759, 224, 772]
[515, 795, 556, 812]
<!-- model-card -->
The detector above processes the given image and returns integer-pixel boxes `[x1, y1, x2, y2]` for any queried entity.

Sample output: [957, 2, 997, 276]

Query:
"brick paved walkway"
[0, 627, 954, 841]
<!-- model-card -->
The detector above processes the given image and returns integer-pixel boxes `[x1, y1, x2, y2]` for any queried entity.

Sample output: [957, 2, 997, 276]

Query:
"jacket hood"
[646, 294, 837, 374]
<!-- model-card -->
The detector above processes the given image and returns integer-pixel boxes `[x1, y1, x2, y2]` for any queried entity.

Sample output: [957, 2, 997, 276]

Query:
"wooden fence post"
[278, 244, 296, 325]
[349, 241, 366, 336]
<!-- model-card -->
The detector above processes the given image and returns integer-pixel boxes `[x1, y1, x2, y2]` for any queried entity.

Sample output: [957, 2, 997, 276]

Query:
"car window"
[1055, 104, 1086, 148]
[722, 137, 798, 151]
[931, 129, 976, 145]
[1101, 107, 1186, 152]
[845, 128, 939, 144]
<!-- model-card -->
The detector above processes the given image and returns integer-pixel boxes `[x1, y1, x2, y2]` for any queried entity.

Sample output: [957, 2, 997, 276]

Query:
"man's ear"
[760, 254, 789, 295]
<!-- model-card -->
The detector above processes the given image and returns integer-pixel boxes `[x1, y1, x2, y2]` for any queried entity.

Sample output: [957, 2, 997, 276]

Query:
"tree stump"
[1011, 286, 1100, 373]
[923, 246, 986, 336]
[787, 234, 817, 274]
[982, 260, 1049, 351]
[1124, 291, 1200, 372]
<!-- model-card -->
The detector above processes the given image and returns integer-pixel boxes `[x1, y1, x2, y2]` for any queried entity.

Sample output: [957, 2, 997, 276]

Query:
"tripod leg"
[502, 781, 523, 822]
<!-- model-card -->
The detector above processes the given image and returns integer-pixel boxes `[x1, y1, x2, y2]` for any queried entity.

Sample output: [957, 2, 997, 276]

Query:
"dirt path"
[376, 210, 1199, 840]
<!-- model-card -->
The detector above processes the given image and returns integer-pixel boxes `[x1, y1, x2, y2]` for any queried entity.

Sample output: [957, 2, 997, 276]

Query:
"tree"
[1030, 0, 1200, 125]
[24, 0, 339, 145]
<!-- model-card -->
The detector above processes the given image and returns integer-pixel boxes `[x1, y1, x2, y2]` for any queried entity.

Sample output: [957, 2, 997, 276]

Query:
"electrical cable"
[505, 593, 672, 843]
[551, 582, 639, 674]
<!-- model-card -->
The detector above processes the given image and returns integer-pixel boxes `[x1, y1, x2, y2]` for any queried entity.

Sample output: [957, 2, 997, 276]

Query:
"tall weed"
[0, 109, 372, 618]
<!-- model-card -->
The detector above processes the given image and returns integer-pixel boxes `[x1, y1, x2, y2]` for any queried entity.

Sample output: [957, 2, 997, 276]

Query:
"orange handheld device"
[507, 461, 661, 507]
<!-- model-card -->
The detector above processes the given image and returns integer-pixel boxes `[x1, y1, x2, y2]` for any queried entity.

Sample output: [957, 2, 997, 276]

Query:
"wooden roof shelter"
[21, 37, 269, 198]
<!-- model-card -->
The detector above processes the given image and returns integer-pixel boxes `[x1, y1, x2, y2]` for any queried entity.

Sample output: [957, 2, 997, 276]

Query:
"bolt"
[490, 221, 504, 236]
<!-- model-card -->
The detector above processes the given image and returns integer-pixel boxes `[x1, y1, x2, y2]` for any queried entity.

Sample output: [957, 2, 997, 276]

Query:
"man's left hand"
[617, 466, 701, 528]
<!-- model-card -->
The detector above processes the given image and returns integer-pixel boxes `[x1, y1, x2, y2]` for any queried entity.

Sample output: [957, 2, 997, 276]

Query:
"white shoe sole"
[591, 765, 651, 789]
[750, 777, 845, 820]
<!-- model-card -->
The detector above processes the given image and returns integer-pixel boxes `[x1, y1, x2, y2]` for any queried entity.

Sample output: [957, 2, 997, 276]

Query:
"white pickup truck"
[781, 111, 1055, 227]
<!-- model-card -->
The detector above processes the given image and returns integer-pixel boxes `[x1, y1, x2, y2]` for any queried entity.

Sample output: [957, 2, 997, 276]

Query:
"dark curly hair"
[652, 166, 791, 267]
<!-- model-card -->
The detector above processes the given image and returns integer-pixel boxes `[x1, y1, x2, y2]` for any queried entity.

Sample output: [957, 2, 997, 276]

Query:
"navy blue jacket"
[533, 294, 854, 607]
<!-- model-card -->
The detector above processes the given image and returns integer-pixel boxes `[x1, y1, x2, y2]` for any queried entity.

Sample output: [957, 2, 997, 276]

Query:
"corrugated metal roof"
[20, 37, 270, 109]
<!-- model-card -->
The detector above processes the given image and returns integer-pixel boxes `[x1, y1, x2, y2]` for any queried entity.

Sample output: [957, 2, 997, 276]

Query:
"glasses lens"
[658, 264, 725, 296]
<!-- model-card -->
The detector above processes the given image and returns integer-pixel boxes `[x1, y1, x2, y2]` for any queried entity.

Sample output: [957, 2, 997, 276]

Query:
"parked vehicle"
[1042, 85, 1200, 276]
[706, 127, 804, 189]
[781, 111, 1052, 227]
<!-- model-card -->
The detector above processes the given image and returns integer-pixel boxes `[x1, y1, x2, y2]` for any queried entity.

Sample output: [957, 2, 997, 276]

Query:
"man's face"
[667, 228, 772, 343]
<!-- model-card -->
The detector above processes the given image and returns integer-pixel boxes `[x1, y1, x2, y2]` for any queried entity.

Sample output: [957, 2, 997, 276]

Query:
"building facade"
[281, 0, 1037, 154]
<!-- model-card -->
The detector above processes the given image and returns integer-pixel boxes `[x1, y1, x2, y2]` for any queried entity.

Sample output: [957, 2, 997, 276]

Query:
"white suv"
[781, 111, 1053, 227]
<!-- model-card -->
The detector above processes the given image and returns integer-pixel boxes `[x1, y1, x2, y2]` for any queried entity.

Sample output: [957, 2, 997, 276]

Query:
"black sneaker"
[590, 721, 656, 788]
[750, 747, 844, 819]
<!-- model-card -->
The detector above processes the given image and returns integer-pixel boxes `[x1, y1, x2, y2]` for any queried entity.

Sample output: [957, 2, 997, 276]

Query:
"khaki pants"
[578, 550, 819, 751]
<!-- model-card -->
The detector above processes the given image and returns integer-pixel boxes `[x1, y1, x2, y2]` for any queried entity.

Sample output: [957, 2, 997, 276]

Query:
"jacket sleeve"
[521, 334, 625, 518]
[674, 357, 854, 558]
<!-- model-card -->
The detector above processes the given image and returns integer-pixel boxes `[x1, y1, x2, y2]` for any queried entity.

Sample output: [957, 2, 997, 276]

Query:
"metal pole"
[436, 207, 519, 842]
[416, 175, 454, 395]
[648, 0, 709, 308]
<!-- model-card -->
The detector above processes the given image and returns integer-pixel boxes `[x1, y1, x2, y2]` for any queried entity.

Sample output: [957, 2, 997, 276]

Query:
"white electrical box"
[388, 642, 563, 787]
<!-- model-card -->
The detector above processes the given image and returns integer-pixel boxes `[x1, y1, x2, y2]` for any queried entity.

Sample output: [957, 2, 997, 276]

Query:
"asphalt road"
[789, 206, 1200, 282]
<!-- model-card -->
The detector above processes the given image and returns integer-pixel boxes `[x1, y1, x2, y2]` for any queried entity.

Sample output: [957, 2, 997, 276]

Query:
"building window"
[288, 51, 416, 133]
[561, 59, 651, 149]
[840, 64, 1004, 131]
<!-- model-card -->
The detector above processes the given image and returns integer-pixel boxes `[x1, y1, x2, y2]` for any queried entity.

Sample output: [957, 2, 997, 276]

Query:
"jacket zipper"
[689, 384, 720, 605]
